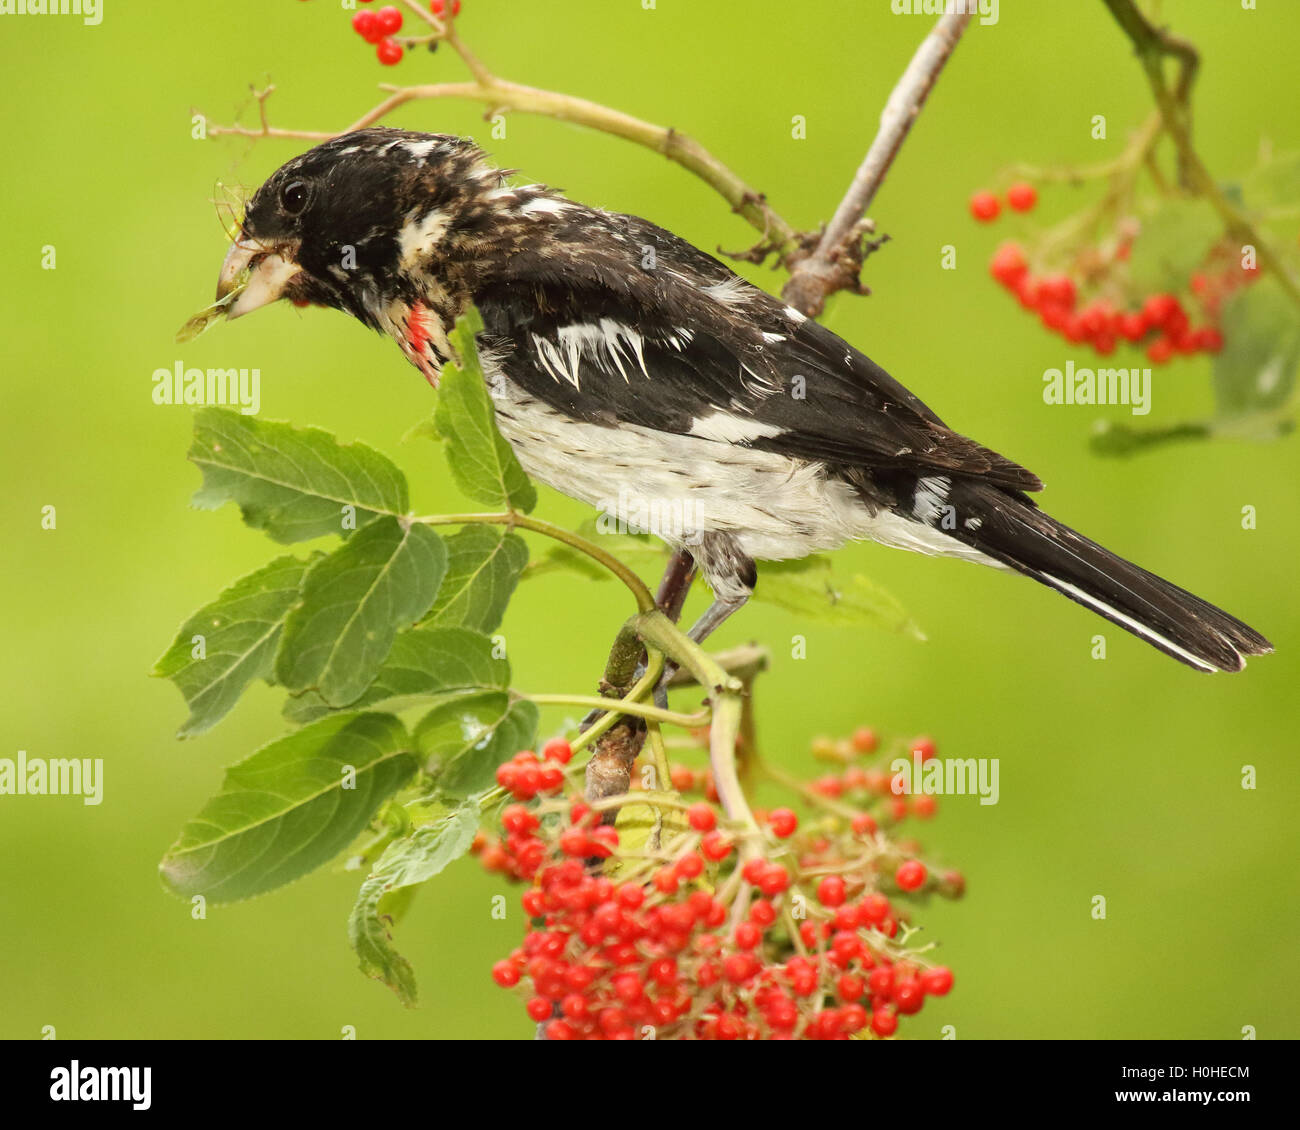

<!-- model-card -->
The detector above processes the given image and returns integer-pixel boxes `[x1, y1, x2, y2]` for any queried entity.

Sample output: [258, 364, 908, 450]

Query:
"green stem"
[411, 511, 656, 612]
[633, 611, 758, 839]
[525, 693, 707, 729]
[569, 649, 665, 757]
[1101, 0, 1300, 311]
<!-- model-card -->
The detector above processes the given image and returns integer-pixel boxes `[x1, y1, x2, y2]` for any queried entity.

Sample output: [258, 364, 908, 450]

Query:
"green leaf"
[420, 526, 527, 633]
[753, 557, 924, 639]
[275, 517, 448, 707]
[1128, 199, 1222, 296]
[190, 407, 408, 543]
[283, 626, 509, 724]
[349, 799, 482, 1005]
[433, 307, 537, 513]
[159, 712, 418, 903]
[1088, 419, 1211, 458]
[1241, 152, 1300, 211]
[152, 554, 317, 737]
[415, 691, 539, 797]
[1213, 280, 1300, 419]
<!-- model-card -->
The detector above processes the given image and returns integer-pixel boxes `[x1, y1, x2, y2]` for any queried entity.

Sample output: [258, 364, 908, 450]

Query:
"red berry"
[921, 966, 954, 996]
[871, 1007, 898, 1037]
[700, 830, 732, 861]
[894, 979, 925, 1014]
[989, 241, 1029, 287]
[1146, 336, 1175, 364]
[542, 737, 572, 764]
[851, 726, 878, 754]
[375, 6, 403, 34]
[351, 11, 378, 38]
[1036, 275, 1077, 310]
[431, 0, 462, 14]
[1006, 182, 1038, 212]
[376, 37, 403, 65]
[768, 808, 798, 838]
[687, 802, 716, 832]
[525, 997, 552, 1022]
[817, 875, 847, 907]
[895, 860, 927, 892]
[969, 191, 1000, 222]
[491, 960, 520, 987]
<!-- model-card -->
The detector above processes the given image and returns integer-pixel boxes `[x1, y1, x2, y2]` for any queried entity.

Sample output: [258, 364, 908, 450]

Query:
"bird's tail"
[941, 480, 1272, 672]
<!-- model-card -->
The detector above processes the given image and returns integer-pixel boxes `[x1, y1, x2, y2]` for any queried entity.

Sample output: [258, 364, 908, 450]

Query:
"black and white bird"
[213, 128, 1270, 672]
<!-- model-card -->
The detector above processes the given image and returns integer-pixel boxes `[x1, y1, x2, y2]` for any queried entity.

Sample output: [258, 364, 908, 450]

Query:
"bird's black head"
[216, 128, 511, 330]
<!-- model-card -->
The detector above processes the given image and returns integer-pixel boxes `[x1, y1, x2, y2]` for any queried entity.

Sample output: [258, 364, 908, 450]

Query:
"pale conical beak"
[217, 237, 303, 320]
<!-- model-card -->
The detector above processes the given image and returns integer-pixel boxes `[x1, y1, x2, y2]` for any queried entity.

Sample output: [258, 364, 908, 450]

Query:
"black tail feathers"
[943, 481, 1272, 673]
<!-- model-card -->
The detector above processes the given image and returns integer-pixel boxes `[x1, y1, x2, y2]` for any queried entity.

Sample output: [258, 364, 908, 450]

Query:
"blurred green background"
[2, 0, 1296, 1040]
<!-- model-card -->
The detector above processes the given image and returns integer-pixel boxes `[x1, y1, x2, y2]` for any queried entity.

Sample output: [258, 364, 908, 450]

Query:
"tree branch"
[780, 9, 973, 317]
[1101, 0, 1300, 311]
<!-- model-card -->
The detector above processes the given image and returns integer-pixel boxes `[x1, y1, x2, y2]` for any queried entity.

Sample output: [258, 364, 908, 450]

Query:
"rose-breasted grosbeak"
[212, 127, 1270, 672]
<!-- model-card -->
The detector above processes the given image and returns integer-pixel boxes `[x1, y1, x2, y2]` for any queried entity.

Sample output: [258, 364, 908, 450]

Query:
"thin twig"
[781, 9, 973, 317]
[1100, 0, 1300, 311]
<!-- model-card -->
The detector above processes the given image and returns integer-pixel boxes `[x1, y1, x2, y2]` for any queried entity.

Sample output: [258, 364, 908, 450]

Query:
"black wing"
[473, 210, 1042, 493]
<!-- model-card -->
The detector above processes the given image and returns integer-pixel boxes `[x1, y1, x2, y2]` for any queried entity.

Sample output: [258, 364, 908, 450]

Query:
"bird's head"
[215, 128, 531, 370]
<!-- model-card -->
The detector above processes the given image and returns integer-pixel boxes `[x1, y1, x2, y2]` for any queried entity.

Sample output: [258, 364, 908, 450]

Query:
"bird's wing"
[473, 214, 1041, 493]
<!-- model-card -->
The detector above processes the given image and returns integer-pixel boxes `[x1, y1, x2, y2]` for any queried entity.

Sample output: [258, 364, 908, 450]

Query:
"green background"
[2, 0, 1295, 1040]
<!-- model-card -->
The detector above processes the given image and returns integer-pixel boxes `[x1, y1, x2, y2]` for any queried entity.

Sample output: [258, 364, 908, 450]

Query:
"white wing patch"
[701, 277, 752, 307]
[534, 320, 650, 388]
[688, 411, 785, 444]
[912, 475, 951, 525]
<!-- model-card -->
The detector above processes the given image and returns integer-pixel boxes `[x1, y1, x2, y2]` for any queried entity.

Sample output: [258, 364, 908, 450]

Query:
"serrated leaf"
[1213, 280, 1300, 419]
[415, 691, 539, 797]
[434, 307, 537, 513]
[349, 799, 482, 1005]
[275, 518, 448, 707]
[159, 712, 418, 903]
[283, 626, 509, 723]
[754, 556, 924, 639]
[1128, 199, 1222, 296]
[190, 407, 407, 543]
[420, 526, 527, 632]
[152, 554, 317, 737]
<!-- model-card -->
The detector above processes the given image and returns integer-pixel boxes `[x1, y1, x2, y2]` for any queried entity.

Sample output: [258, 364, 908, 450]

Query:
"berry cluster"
[970, 180, 1256, 363]
[344, 1, 462, 66]
[480, 727, 961, 1040]
[969, 182, 1038, 223]
[988, 242, 1225, 362]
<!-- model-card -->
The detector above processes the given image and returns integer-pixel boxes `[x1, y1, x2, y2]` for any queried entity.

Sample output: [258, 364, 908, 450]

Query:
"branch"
[1101, 0, 1300, 311]
[208, 10, 800, 265]
[781, 10, 973, 317]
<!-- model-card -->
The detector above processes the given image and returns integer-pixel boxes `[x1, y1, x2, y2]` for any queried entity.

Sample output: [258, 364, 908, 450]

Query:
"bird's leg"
[684, 591, 750, 645]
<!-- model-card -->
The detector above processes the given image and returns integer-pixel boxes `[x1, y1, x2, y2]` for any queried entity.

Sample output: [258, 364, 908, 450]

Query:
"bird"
[212, 127, 1271, 673]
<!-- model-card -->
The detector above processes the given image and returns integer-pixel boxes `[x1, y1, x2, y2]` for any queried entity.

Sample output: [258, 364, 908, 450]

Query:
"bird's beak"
[216, 237, 303, 320]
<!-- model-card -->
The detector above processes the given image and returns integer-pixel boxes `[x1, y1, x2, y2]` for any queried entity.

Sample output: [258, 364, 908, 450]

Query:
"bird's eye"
[280, 180, 309, 216]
